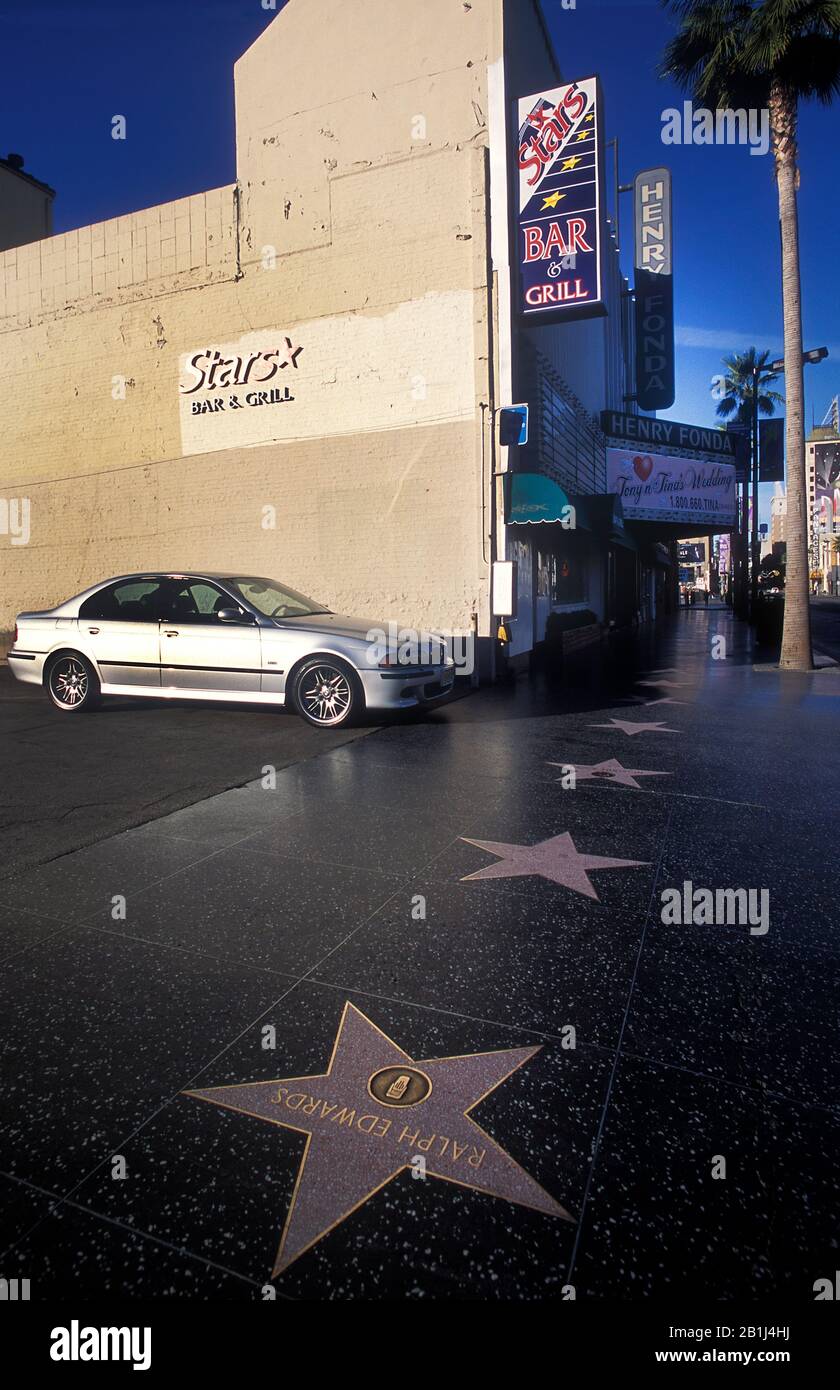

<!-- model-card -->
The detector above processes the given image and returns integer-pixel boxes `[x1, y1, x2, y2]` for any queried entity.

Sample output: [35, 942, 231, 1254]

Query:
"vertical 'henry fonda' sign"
[516, 76, 606, 321]
[633, 167, 675, 411]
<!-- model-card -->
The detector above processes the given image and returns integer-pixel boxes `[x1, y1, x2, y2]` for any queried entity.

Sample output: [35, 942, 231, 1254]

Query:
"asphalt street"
[0, 673, 377, 880]
[1, 605, 838, 1300]
[4, 603, 837, 885]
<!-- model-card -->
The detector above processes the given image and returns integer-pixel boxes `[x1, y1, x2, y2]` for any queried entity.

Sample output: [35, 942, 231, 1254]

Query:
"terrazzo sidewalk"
[1, 607, 838, 1300]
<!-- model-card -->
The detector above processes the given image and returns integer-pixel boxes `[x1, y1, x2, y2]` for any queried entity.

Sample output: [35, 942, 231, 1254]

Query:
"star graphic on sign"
[585, 112, 595, 121]
[561, 154, 583, 171]
[547, 757, 672, 791]
[589, 718, 679, 736]
[575, 131, 589, 142]
[541, 190, 566, 209]
[184, 1004, 570, 1276]
[460, 831, 648, 899]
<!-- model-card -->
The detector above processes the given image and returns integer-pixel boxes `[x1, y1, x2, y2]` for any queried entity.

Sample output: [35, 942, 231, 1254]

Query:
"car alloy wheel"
[47, 655, 98, 712]
[296, 659, 358, 728]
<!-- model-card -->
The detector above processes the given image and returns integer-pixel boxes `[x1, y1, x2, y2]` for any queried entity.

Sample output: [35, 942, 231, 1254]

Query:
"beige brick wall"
[3, 419, 483, 637]
[0, 187, 237, 328]
[0, 0, 498, 654]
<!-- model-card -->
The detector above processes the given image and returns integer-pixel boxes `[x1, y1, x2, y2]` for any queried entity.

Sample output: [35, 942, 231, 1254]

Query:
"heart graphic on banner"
[633, 455, 654, 482]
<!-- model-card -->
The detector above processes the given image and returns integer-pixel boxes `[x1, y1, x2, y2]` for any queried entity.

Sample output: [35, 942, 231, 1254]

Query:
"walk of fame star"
[635, 679, 691, 689]
[460, 830, 649, 898]
[589, 718, 679, 736]
[547, 757, 672, 790]
[184, 1004, 570, 1276]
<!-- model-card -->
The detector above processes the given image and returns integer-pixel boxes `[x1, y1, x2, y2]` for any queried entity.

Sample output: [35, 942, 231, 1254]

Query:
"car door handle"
[87, 627, 99, 635]
[164, 630, 179, 637]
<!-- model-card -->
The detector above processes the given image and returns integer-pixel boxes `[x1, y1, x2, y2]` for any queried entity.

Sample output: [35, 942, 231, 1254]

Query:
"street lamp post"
[750, 362, 760, 619]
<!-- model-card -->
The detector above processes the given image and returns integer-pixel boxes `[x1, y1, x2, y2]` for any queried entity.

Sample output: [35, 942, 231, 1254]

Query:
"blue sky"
[1, 0, 838, 462]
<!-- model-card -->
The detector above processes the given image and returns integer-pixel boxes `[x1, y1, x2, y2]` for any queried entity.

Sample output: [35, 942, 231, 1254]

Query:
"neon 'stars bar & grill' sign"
[516, 76, 606, 321]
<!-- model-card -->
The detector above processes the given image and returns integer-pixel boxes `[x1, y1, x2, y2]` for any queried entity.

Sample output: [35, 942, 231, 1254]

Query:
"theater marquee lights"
[516, 76, 606, 322]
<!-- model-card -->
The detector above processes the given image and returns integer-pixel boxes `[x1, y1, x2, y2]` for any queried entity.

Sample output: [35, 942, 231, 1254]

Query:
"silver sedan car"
[8, 572, 456, 728]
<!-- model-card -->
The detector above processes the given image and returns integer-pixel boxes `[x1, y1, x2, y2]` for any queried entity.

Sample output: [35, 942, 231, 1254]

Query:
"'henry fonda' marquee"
[515, 75, 606, 322]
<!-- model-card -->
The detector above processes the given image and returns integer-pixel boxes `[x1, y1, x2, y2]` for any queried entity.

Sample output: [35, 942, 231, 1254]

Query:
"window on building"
[537, 533, 589, 606]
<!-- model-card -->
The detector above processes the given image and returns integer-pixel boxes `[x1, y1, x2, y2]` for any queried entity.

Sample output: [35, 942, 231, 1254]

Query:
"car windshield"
[226, 576, 332, 619]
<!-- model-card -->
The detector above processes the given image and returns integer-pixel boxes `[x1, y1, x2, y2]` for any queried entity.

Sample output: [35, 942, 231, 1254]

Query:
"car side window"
[80, 580, 164, 622]
[163, 581, 232, 625]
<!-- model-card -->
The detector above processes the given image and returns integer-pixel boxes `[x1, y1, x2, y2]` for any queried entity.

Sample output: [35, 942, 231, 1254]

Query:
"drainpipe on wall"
[233, 184, 244, 281]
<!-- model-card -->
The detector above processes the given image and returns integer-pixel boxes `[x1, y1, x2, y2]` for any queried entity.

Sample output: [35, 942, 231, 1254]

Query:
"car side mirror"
[217, 606, 254, 624]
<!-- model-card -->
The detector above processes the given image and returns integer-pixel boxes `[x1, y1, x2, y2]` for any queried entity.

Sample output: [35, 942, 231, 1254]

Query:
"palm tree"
[661, 0, 840, 670]
[714, 348, 783, 614]
[715, 348, 784, 427]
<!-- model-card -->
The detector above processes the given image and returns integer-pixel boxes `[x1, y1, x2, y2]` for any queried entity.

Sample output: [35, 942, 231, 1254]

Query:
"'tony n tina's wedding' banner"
[607, 448, 736, 526]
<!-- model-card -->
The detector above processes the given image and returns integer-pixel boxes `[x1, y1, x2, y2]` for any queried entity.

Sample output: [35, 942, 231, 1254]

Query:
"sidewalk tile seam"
[0, 1170, 278, 1297]
[564, 800, 676, 1287]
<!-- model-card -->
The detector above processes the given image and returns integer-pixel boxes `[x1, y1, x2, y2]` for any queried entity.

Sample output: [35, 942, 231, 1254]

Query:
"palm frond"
[662, 0, 840, 108]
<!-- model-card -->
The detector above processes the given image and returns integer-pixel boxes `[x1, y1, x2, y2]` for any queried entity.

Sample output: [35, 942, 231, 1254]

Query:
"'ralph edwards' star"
[184, 1004, 570, 1275]
[547, 757, 672, 791]
[460, 831, 648, 899]
[589, 718, 679, 736]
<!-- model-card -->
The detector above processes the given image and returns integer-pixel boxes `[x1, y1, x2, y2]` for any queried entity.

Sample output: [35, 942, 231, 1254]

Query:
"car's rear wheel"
[46, 653, 100, 713]
[292, 656, 362, 729]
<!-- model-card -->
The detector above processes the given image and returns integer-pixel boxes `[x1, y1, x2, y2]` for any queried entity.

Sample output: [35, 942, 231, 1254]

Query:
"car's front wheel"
[46, 653, 101, 713]
[292, 656, 363, 729]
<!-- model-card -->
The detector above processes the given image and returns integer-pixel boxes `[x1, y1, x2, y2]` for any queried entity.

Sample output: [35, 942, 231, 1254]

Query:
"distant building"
[0, 152, 55, 252]
[677, 536, 711, 591]
[807, 425, 840, 591]
[770, 484, 786, 548]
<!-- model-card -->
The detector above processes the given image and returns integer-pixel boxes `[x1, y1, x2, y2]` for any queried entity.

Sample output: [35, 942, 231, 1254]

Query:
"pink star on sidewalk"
[547, 757, 672, 790]
[589, 718, 679, 736]
[636, 679, 691, 689]
[460, 831, 649, 900]
[185, 1003, 571, 1274]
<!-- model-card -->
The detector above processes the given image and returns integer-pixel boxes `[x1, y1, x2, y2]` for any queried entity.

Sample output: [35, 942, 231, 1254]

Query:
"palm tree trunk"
[772, 82, 812, 670]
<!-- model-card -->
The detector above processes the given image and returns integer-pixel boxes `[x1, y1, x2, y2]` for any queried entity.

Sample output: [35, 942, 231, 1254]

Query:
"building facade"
[0, 0, 653, 672]
[807, 425, 840, 592]
[0, 153, 54, 254]
[677, 536, 711, 594]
